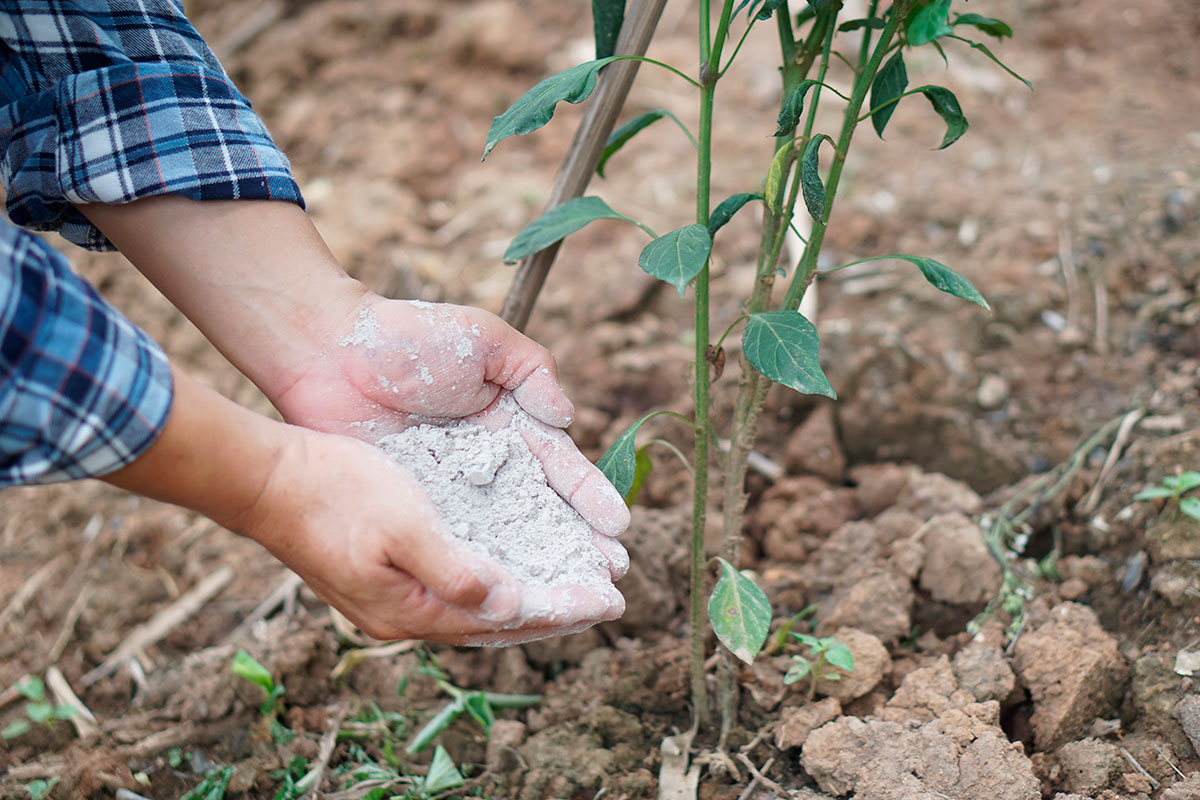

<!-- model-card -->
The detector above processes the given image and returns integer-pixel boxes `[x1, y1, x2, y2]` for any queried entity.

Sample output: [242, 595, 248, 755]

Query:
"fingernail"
[479, 581, 520, 621]
[575, 478, 632, 537]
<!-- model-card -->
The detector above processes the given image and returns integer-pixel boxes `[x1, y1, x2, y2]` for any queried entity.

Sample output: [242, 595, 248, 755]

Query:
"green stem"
[611, 55, 703, 88]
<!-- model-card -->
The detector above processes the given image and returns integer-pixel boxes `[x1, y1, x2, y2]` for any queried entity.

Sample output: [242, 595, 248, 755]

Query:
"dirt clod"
[1013, 603, 1130, 750]
[1175, 695, 1200, 756]
[1056, 738, 1122, 795]
[811, 628, 890, 702]
[894, 469, 983, 518]
[952, 637, 1016, 704]
[776, 697, 842, 750]
[917, 513, 1003, 605]
[1161, 772, 1200, 800]
[784, 405, 847, 484]
[816, 568, 914, 645]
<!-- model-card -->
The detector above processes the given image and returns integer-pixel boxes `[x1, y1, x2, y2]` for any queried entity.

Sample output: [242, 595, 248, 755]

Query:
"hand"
[270, 293, 631, 539]
[236, 425, 626, 643]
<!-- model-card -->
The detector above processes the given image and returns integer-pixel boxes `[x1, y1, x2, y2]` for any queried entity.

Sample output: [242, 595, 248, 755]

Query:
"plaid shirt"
[0, 0, 303, 485]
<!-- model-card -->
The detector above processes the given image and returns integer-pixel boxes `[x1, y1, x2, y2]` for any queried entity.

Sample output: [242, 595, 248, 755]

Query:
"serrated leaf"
[596, 412, 658, 498]
[638, 224, 713, 297]
[597, 110, 666, 178]
[231, 650, 275, 693]
[775, 80, 818, 136]
[953, 13, 1012, 38]
[593, 0, 626, 59]
[800, 134, 832, 221]
[916, 85, 969, 149]
[424, 745, 466, 794]
[958, 37, 1033, 91]
[839, 17, 886, 32]
[708, 558, 771, 664]
[504, 196, 638, 263]
[484, 58, 620, 160]
[907, 0, 952, 46]
[871, 51, 908, 138]
[15, 675, 45, 702]
[709, 193, 762, 235]
[624, 446, 654, 506]
[824, 642, 855, 671]
[743, 310, 835, 398]
[1180, 497, 1200, 521]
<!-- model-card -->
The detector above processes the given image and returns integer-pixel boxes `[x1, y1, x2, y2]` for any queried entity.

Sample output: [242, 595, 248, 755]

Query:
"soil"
[3, 0, 1200, 798]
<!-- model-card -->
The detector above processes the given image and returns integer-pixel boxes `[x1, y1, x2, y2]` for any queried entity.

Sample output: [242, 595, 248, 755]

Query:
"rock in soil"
[881, 655, 977, 724]
[1055, 738, 1122, 795]
[1151, 570, 1192, 606]
[784, 404, 847, 484]
[952, 637, 1017, 704]
[917, 513, 1003, 605]
[1012, 603, 1130, 750]
[1175, 695, 1200, 756]
[801, 700, 1039, 800]
[811, 628, 890, 701]
[776, 697, 842, 749]
[1161, 772, 1200, 800]
[894, 469, 983, 518]
[816, 568, 915, 645]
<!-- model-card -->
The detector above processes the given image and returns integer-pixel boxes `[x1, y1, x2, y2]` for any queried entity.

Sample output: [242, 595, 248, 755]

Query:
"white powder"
[376, 420, 610, 593]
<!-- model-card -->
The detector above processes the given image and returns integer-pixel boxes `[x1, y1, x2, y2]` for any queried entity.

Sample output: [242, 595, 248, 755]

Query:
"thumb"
[470, 309, 575, 428]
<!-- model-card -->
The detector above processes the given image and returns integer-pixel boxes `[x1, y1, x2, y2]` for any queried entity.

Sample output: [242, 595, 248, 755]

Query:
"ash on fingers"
[377, 421, 610, 589]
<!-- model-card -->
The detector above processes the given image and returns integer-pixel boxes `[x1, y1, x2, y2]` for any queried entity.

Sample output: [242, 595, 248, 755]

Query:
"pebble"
[977, 374, 1010, 409]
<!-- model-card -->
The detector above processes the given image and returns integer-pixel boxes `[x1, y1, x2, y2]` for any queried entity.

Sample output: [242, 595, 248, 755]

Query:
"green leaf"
[1168, 472, 1200, 493]
[53, 704, 76, 720]
[463, 692, 495, 734]
[764, 141, 793, 211]
[915, 85, 969, 149]
[839, 17, 886, 32]
[707, 558, 771, 665]
[743, 310, 836, 398]
[775, 80, 818, 137]
[406, 697, 465, 755]
[709, 192, 762, 235]
[26, 778, 60, 800]
[907, 0, 952, 46]
[783, 659, 812, 685]
[1180, 497, 1200, 521]
[593, 0, 626, 59]
[597, 413, 657, 498]
[735, 0, 788, 20]
[15, 675, 45, 703]
[25, 701, 54, 724]
[792, 632, 820, 648]
[870, 51, 908, 137]
[624, 446, 654, 506]
[900, 255, 989, 309]
[483, 58, 620, 160]
[956, 37, 1033, 91]
[824, 642, 855, 671]
[423, 746, 466, 795]
[2, 718, 31, 739]
[1134, 487, 1175, 501]
[597, 110, 665, 178]
[232, 650, 275, 694]
[638, 224, 713, 297]
[504, 196, 640, 264]
[800, 134, 832, 222]
[953, 13, 1012, 38]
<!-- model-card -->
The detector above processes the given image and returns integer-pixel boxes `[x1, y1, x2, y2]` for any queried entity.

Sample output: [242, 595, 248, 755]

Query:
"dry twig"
[1120, 746, 1161, 790]
[81, 565, 234, 686]
[302, 703, 349, 799]
[46, 585, 92, 664]
[734, 754, 783, 799]
[0, 553, 70, 630]
[1078, 407, 1146, 514]
[224, 571, 304, 644]
[45, 665, 97, 738]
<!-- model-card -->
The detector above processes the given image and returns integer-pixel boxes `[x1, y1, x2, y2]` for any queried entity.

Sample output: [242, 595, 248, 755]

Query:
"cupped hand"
[269, 293, 630, 537]
[235, 424, 625, 644]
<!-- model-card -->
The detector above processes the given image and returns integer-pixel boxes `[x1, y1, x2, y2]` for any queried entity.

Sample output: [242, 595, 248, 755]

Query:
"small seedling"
[231, 649, 286, 716]
[23, 779, 60, 800]
[1, 675, 75, 740]
[783, 633, 855, 702]
[1135, 471, 1200, 521]
[180, 766, 233, 800]
[328, 743, 465, 799]
[405, 662, 540, 755]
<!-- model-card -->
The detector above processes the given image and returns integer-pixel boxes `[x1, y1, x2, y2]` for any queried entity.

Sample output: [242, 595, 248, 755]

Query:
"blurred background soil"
[2, 0, 1199, 797]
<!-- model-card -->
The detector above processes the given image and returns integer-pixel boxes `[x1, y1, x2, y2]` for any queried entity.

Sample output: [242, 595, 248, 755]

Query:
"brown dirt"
[3, 0, 1200, 797]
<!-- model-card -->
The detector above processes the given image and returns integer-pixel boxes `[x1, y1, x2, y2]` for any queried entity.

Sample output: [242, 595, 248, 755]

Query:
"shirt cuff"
[0, 223, 173, 485]
[1, 61, 303, 251]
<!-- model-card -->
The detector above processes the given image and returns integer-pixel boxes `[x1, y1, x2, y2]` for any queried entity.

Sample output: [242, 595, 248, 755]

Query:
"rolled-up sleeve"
[0, 220, 172, 484]
[0, 0, 303, 250]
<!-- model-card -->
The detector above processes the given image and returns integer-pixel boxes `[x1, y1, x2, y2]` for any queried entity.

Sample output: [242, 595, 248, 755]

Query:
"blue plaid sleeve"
[0, 0, 303, 251]
[0, 219, 172, 485]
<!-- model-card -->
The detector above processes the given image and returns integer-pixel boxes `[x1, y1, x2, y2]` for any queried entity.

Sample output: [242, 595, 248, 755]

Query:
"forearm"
[80, 197, 367, 400]
[102, 364, 285, 533]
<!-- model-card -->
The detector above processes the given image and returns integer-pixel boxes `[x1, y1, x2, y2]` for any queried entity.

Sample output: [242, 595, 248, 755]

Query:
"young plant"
[231, 649, 286, 715]
[1, 674, 75, 740]
[1135, 471, 1200, 521]
[783, 633, 855, 702]
[405, 661, 540, 755]
[484, 0, 1025, 735]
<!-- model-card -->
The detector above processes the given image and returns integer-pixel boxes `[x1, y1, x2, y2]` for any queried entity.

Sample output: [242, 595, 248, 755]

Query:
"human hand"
[232, 424, 626, 643]
[271, 293, 630, 538]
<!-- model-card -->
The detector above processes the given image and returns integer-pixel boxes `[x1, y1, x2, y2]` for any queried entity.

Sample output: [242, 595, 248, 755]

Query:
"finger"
[469, 308, 575, 427]
[511, 582, 625, 628]
[591, 532, 630, 581]
[456, 619, 603, 647]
